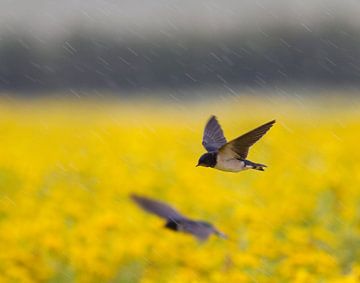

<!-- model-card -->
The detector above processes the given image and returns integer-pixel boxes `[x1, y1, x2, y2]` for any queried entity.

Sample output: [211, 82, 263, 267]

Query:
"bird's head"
[196, 152, 217, 168]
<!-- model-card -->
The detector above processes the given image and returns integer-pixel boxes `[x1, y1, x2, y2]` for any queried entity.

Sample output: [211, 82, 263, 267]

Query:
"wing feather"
[202, 115, 227, 152]
[131, 194, 184, 220]
[219, 120, 275, 159]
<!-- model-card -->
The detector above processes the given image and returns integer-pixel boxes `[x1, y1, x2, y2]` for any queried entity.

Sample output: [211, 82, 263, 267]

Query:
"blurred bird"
[130, 194, 226, 241]
[197, 116, 275, 172]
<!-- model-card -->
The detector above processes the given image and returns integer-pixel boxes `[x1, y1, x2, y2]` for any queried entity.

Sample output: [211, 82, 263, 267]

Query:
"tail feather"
[244, 160, 267, 171]
[254, 165, 265, 171]
[214, 229, 227, 239]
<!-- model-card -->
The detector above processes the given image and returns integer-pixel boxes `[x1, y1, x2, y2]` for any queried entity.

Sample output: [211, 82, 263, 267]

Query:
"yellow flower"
[0, 98, 359, 282]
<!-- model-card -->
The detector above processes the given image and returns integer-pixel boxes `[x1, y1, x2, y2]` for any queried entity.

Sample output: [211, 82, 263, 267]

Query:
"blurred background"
[0, 0, 359, 96]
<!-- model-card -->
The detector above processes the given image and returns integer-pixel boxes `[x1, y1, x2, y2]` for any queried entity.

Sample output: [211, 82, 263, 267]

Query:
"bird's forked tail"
[244, 160, 267, 171]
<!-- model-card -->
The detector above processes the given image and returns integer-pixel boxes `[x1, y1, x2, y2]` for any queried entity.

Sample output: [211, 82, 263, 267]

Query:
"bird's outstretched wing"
[219, 120, 275, 159]
[202, 115, 227, 152]
[131, 194, 184, 220]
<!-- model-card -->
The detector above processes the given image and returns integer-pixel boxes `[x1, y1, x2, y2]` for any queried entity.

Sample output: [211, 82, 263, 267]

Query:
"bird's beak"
[196, 164, 199, 167]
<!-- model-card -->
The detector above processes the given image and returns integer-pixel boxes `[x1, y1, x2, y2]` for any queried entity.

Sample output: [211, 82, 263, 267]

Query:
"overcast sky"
[0, 0, 359, 39]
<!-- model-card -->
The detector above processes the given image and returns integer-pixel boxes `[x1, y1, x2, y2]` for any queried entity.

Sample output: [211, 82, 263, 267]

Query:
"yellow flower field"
[0, 95, 360, 282]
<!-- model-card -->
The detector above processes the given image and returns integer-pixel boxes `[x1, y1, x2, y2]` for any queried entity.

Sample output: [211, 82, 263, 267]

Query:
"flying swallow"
[197, 116, 275, 172]
[130, 194, 226, 241]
